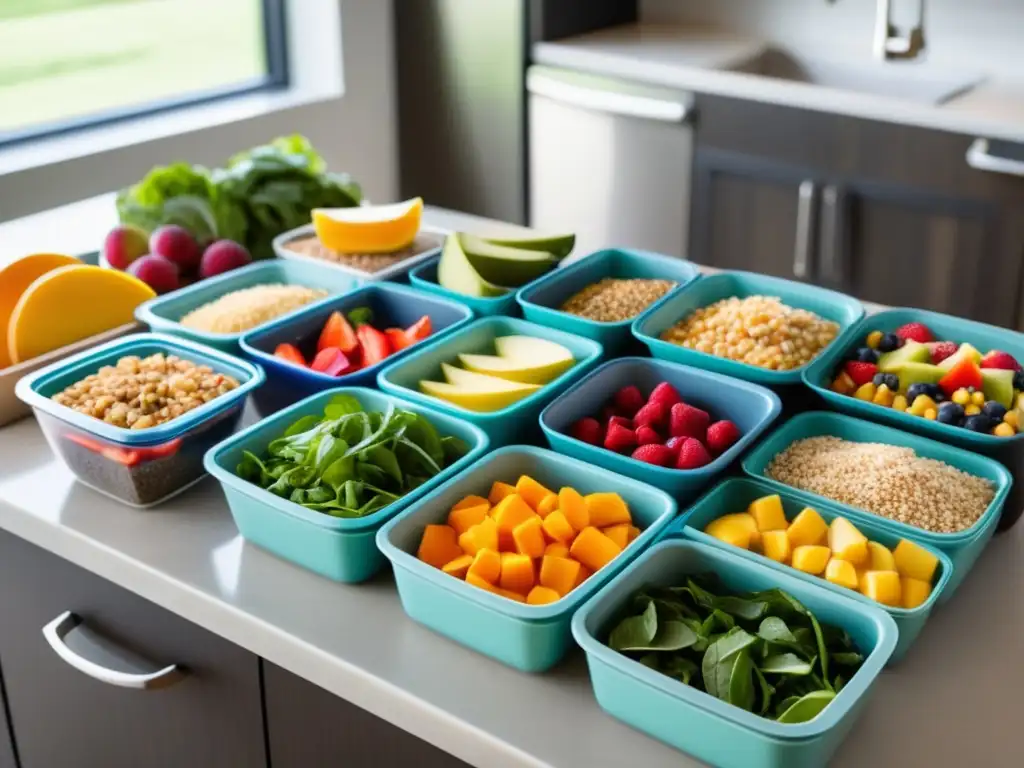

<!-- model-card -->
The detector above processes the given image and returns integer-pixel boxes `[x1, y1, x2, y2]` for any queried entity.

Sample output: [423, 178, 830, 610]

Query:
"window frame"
[0, 0, 290, 149]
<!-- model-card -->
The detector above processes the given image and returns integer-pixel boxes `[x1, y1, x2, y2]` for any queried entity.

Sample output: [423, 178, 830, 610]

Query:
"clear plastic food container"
[16, 333, 264, 507]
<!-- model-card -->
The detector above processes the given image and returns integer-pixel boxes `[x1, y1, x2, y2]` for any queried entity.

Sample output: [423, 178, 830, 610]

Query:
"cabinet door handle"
[819, 185, 846, 286]
[966, 138, 1024, 177]
[42, 611, 186, 691]
[793, 181, 818, 279]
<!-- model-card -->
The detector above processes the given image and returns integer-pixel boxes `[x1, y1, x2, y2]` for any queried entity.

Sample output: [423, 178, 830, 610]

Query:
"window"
[0, 0, 287, 146]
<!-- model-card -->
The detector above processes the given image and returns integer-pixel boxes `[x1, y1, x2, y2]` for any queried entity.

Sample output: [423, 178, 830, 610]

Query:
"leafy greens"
[606, 576, 864, 724]
[236, 394, 468, 518]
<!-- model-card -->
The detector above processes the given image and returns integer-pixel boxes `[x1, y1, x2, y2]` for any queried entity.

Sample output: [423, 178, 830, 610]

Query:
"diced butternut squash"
[866, 541, 896, 572]
[892, 539, 939, 583]
[900, 577, 932, 610]
[466, 572, 496, 592]
[827, 517, 868, 566]
[495, 587, 526, 602]
[748, 528, 762, 553]
[499, 552, 535, 594]
[824, 558, 858, 590]
[418, 524, 463, 568]
[860, 570, 902, 607]
[492, 494, 535, 534]
[574, 564, 593, 589]
[527, 586, 561, 605]
[512, 516, 547, 558]
[786, 507, 828, 547]
[441, 554, 473, 579]
[541, 510, 576, 544]
[467, 548, 502, 584]
[516, 475, 555, 511]
[585, 492, 632, 528]
[451, 495, 489, 512]
[704, 514, 752, 550]
[488, 481, 517, 506]
[747, 494, 787, 532]
[498, 529, 516, 552]
[539, 555, 581, 597]
[570, 526, 622, 571]
[448, 502, 489, 536]
[791, 545, 831, 575]
[536, 495, 559, 518]
[558, 486, 590, 531]
[458, 517, 498, 556]
[544, 541, 569, 558]
[761, 530, 791, 564]
[602, 523, 631, 550]
[627, 525, 641, 543]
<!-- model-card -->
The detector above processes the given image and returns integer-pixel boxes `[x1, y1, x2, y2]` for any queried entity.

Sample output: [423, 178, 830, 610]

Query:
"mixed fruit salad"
[829, 321, 1023, 437]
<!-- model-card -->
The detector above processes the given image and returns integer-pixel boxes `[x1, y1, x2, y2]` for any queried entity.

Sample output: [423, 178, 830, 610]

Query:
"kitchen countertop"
[532, 23, 1024, 145]
[1, 201, 1022, 767]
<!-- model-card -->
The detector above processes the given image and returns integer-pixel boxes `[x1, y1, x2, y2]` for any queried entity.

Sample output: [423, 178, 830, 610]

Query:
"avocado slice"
[878, 341, 930, 373]
[938, 342, 983, 371]
[482, 232, 575, 259]
[437, 234, 509, 298]
[982, 368, 1015, 408]
[457, 233, 558, 287]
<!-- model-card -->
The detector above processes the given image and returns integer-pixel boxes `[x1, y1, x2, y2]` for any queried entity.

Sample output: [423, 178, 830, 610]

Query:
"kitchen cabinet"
[0, 530, 266, 768]
[0, 666, 14, 768]
[690, 94, 1024, 329]
[263, 661, 468, 768]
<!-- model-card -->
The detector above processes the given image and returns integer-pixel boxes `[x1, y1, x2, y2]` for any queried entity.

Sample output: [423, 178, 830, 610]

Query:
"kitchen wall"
[640, 0, 1022, 79]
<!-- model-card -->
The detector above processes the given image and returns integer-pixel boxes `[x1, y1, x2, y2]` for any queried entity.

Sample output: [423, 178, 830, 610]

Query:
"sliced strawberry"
[603, 423, 636, 453]
[895, 322, 935, 344]
[274, 342, 306, 367]
[318, 311, 359, 355]
[843, 360, 878, 387]
[706, 420, 741, 455]
[647, 382, 683, 409]
[980, 349, 1021, 371]
[631, 444, 674, 467]
[669, 403, 710, 440]
[927, 341, 958, 365]
[612, 385, 644, 417]
[570, 417, 602, 445]
[676, 437, 712, 470]
[939, 358, 983, 397]
[633, 401, 668, 430]
[405, 315, 433, 340]
[608, 415, 633, 430]
[310, 347, 353, 376]
[356, 324, 392, 367]
[385, 328, 413, 351]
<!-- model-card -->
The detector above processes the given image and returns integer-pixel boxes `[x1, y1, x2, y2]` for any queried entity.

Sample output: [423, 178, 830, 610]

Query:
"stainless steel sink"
[729, 47, 982, 105]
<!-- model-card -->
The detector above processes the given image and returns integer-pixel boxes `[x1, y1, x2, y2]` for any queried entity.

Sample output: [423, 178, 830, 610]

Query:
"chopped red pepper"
[65, 433, 182, 467]
[356, 325, 392, 367]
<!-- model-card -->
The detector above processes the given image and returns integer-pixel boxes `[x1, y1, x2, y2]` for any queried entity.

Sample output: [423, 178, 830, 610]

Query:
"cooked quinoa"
[179, 284, 328, 334]
[284, 231, 444, 274]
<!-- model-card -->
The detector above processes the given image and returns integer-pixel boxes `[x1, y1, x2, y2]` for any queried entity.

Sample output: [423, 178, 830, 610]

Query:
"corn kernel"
[924, 408, 937, 420]
[1004, 411, 1019, 429]
[971, 390, 986, 406]
[872, 384, 895, 407]
[891, 394, 908, 412]
[854, 382, 876, 401]
[965, 404, 981, 416]
[952, 389, 971, 405]
[866, 330, 883, 350]
[994, 422, 1015, 437]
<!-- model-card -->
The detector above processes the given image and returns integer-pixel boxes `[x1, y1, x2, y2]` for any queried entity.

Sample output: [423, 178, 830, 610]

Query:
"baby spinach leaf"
[237, 451, 268, 483]
[347, 307, 374, 327]
[361, 445, 403, 485]
[701, 608, 736, 636]
[609, 599, 658, 651]
[760, 653, 815, 676]
[702, 628, 756, 699]
[637, 653, 660, 671]
[727, 650, 755, 712]
[758, 617, 797, 644]
[618, 621, 698, 653]
[284, 414, 322, 437]
[661, 656, 698, 686]
[833, 674, 845, 693]
[712, 595, 769, 622]
[323, 394, 363, 420]
[754, 665, 775, 715]
[775, 690, 836, 724]
[441, 435, 469, 463]
[831, 651, 864, 667]
[321, 456, 356, 490]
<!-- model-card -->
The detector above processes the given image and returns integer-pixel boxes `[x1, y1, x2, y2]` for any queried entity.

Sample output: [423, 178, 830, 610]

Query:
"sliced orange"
[312, 198, 423, 253]
[0, 253, 79, 368]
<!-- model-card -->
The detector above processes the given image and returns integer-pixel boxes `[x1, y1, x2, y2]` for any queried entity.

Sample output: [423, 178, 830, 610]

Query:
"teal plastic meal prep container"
[516, 248, 700, 354]
[16, 333, 264, 508]
[741, 411, 1012, 599]
[539, 357, 781, 500]
[408, 256, 520, 317]
[239, 283, 473, 415]
[203, 387, 489, 583]
[571, 540, 897, 768]
[375, 445, 678, 672]
[632, 271, 864, 413]
[376, 316, 603, 445]
[669, 477, 953, 662]
[804, 307, 1024, 532]
[135, 259, 360, 352]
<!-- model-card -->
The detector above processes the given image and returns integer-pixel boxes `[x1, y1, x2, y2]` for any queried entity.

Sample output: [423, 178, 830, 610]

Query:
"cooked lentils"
[560, 278, 676, 322]
[765, 436, 995, 533]
[285, 231, 444, 274]
[52, 353, 240, 430]
[661, 295, 839, 370]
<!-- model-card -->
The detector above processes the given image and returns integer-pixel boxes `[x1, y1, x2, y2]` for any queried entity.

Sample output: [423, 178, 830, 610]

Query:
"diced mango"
[570, 526, 622, 571]
[704, 513, 755, 550]
[467, 548, 502, 584]
[492, 494, 535, 534]
[824, 558, 859, 590]
[900, 577, 932, 609]
[536, 494, 559, 518]
[441, 554, 473, 579]
[791, 545, 831, 575]
[542, 510, 576, 544]
[498, 529, 516, 552]
[761, 530, 791, 564]
[558, 486, 590, 531]
[488, 481, 517, 506]
[866, 541, 896, 572]
[448, 502, 489, 536]
[466, 572, 496, 592]
[585, 492, 632, 527]
[516, 475, 556, 512]
[418, 524, 463, 568]
[827, 517, 868, 566]
[458, 517, 498, 556]
[539, 555, 581, 597]
[544, 541, 570, 558]
[748, 494, 788, 532]
[786, 507, 828, 547]
[512, 516, 547, 558]
[602, 523, 631, 550]
[574, 564, 593, 589]
[500, 552, 535, 594]
[892, 539, 939, 583]
[860, 570, 902, 607]
[627, 525, 641, 543]
[495, 587, 526, 602]
[451, 495, 489, 512]
[526, 586, 561, 605]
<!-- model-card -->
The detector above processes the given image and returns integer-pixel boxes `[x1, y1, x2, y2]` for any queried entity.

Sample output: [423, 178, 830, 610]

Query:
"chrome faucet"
[874, 0, 926, 60]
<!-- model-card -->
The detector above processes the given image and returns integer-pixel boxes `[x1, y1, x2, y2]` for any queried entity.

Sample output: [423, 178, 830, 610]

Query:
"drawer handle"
[793, 180, 818, 279]
[42, 611, 186, 691]
[966, 138, 1024, 177]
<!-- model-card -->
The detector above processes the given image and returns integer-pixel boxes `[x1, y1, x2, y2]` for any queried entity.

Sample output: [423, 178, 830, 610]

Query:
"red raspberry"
[631, 444, 674, 467]
[895, 322, 935, 344]
[570, 417, 602, 445]
[705, 420, 741, 455]
[647, 381, 683, 409]
[633, 401, 668, 430]
[612, 385, 644, 417]
[635, 425, 662, 445]
[603, 423, 637, 453]
[669, 402, 710, 440]
[675, 437, 712, 470]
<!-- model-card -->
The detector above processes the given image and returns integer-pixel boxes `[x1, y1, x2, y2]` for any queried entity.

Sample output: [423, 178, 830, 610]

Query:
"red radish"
[318, 311, 360, 354]
[150, 225, 201, 271]
[274, 343, 306, 367]
[310, 347, 353, 376]
[356, 325, 391, 366]
[198, 239, 250, 278]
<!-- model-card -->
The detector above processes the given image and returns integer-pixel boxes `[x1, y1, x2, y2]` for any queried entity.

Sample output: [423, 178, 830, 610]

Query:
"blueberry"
[982, 401, 1008, 422]
[937, 401, 965, 426]
[877, 333, 902, 353]
[906, 383, 929, 403]
[872, 373, 886, 387]
[884, 373, 900, 391]
[962, 414, 993, 433]
[923, 383, 946, 402]
[855, 347, 880, 363]
[1014, 371, 1024, 391]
